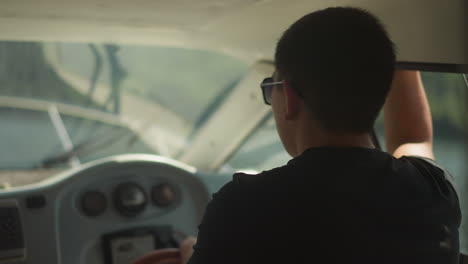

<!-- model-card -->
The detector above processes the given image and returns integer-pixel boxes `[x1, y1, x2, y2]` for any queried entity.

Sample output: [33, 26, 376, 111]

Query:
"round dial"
[113, 182, 147, 217]
[80, 191, 107, 217]
[151, 183, 177, 207]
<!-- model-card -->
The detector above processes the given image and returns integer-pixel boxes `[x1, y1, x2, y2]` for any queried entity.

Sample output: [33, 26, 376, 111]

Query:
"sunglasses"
[260, 77, 284, 105]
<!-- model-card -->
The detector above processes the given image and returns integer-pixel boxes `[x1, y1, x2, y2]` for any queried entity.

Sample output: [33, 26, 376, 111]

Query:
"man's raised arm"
[384, 70, 434, 159]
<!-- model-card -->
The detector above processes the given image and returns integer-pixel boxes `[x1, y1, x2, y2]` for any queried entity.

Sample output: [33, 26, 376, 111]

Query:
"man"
[136, 7, 461, 264]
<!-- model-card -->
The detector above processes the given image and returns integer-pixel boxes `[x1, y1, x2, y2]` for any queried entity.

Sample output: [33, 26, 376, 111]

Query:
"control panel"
[0, 154, 222, 264]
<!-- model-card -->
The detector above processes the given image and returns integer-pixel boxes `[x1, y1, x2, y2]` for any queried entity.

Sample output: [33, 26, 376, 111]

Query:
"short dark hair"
[275, 7, 395, 134]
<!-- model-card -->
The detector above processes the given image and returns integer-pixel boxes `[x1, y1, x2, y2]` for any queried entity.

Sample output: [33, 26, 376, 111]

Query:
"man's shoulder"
[197, 166, 292, 237]
[232, 165, 289, 186]
[209, 165, 292, 210]
[399, 156, 454, 179]
[398, 156, 459, 201]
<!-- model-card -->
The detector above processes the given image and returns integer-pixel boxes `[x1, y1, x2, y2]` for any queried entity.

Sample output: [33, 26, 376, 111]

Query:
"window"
[0, 41, 248, 180]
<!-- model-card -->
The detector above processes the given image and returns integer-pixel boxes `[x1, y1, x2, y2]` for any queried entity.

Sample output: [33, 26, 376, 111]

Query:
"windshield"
[0, 41, 248, 178]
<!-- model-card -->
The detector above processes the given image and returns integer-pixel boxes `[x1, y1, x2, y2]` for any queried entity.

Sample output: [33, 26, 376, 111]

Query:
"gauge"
[113, 182, 147, 217]
[80, 191, 107, 217]
[151, 183, 177, 208]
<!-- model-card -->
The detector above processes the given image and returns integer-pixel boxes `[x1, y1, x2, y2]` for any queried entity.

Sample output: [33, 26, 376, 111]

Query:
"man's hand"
[384, 70, 434, 159]
[180, 236, 197, 264]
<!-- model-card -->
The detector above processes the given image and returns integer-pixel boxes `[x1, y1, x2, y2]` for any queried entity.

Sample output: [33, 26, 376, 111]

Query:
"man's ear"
[283, 80, 301, 120]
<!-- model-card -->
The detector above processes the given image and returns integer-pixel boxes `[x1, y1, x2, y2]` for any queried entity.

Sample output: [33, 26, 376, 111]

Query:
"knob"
[81, 191, 107, 217]
[113, 182, 147, 217]
[151, 183, 177, 207]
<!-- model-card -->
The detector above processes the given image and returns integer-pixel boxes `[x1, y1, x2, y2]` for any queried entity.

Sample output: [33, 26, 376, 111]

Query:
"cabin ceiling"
[0, 0, 466, 64]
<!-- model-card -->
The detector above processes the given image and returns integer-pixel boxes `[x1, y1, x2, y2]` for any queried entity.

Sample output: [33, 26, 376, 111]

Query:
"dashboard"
[0, 154, 230, 264]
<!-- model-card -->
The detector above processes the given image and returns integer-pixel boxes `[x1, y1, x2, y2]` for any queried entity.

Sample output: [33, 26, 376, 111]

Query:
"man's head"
[268, 7, 395, 155]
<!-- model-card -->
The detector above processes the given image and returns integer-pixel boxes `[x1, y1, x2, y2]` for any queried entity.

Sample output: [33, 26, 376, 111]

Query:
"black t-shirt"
[189, 147, 461, 264]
